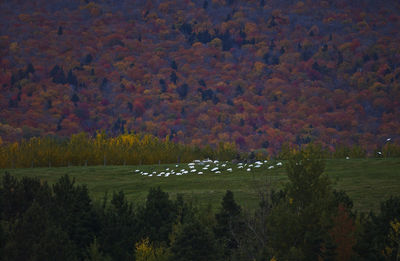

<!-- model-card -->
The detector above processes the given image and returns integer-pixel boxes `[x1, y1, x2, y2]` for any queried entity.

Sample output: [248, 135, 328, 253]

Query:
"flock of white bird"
[130, 159, 284, 177]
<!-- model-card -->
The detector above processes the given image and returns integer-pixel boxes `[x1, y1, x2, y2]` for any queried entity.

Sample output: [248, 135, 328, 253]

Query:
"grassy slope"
[1, 158, 399, 213]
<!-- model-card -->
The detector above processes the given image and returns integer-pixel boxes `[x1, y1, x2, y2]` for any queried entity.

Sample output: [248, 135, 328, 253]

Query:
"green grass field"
[1, 158, 399, 213]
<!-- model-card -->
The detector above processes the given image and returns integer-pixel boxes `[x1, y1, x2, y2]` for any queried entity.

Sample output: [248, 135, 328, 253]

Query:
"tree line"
[277, 142, 400, 160]
[0, 132, 238, 169]
[1, 132, 400, 169]
[1, 145, 399, 260]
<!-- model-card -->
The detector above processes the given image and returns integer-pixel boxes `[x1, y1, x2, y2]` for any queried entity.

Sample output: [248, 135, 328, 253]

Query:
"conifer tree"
[268, 144, 335, 260]
[138, 187, 176, 243]
[214, 190, 242, 259]
[171, 218, 217, 261]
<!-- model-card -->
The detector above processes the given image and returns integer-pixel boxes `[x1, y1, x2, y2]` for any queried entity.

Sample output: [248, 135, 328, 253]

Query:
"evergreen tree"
[355, 196, 400, 260]
[58, 26, 63, 35]
[67, 70, 78, 87]
[84, 54, 93, 64]
[138, 187, 176, 243]
[214, 190, 242, 259]
[71, 93, 80, 105]
[52, 175, 98, 259]
[52, 66, 66, 84]
[26, 63, 35, 75]
[98, 191, 137, 261]
[177, 83, 189, 99]
[171, 60, 178, 70]
[3, 201, 77, 261]
[85, 238, 111, 261]
[159, 79, 167, 93]
[170, 71, 178, 84]
[171, 218, 217, 261]
[0, 173, 52, 221]
[268, 144, 335, 260]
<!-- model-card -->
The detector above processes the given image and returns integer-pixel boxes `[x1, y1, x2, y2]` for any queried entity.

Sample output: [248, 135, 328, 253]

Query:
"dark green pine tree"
[138, 187, 176, 243]
[51, 175, 98, 260]
[214, 190, 242, 259]
[98, 191, 137, 261]
[0, 173, 52, 221]
[171, 218, 217, 261]
[3, 201, 77, 261]
[354, 196, 400, 260]
[268, 144, 335, 260]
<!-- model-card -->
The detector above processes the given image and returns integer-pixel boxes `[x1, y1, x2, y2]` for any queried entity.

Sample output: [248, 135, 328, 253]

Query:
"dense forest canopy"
[1, 0, 399, 153]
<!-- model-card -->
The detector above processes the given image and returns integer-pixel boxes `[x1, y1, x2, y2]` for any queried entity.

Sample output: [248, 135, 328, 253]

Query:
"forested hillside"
[1, 0, 399, 153]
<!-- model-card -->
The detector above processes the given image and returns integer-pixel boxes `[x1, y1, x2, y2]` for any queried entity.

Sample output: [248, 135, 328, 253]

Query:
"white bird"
[346, 156, 350, 160]
[176, 164, 179, 167]
[249, 164, 253, 167]
[183, 170, 188, 174]
[189, 165, 195, 169]
[214, 160, 219, 163]
[157, 173, 162, 176]
[176, 172, 182, 175]
[215, 171, 221, 174]
[227, 168, 232, 172]
[238, 166, 243, 169]
[198, 172, 203, 175]
[191, 169, 197, 172]
[268, 166, 274, 169]
[386, 138, 391, 142]
[135, 169, 140, 172]
[255, 161, 262, 165]
[246, 168, 251, 172]
[377, 151, 382, 155]
[203, 167, 208, 170]
[255, 165, 261, 168]
[221, 164, 226, 167]
[276, 162, 283, 166]
[211, 167, 219, 172]
[166, 168, 170, 171]
[165, 173, 170, 177]
[149, 174, 153, 177]
[188, 163, 195, 166]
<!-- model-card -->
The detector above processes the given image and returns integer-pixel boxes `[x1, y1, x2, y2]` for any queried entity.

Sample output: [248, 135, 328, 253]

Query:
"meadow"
[2, 158, 400, 213]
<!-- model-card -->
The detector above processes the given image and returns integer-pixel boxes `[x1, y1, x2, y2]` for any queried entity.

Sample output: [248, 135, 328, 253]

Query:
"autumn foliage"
[0, 132, 238, 168]
[0, 0, 399, 153]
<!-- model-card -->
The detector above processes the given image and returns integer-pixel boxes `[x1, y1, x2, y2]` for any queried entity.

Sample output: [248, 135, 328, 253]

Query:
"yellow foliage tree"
[135, 238, 171, 261]
[0, 131, 238, 168]
[383, 219, 400, 260]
